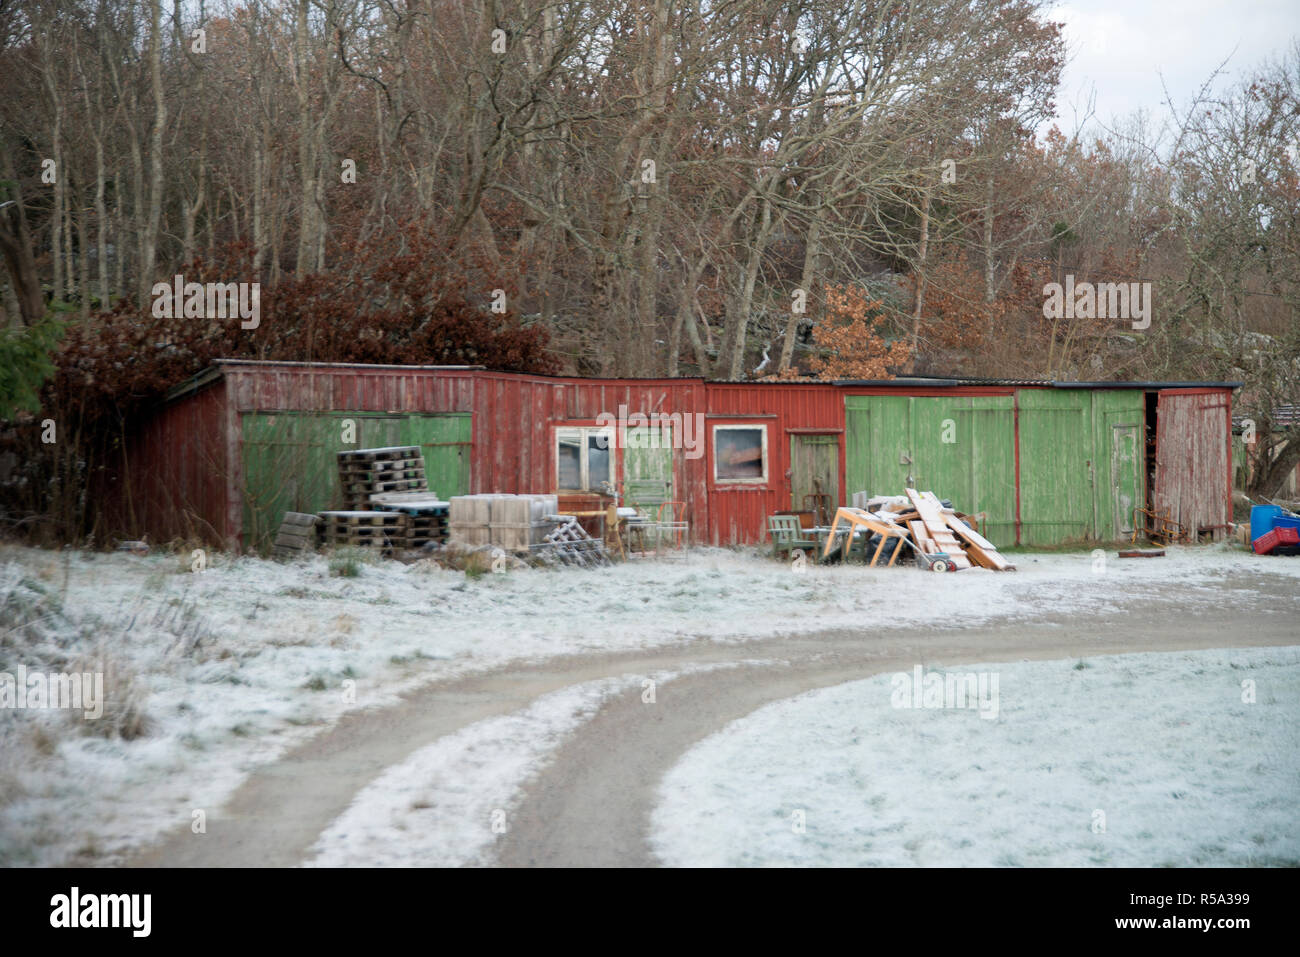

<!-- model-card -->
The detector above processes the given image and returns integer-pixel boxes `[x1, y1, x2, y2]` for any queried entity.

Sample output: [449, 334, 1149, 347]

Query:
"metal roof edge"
[213, 358, 488, 371]
[1048, 381, 1243, 389]
[160, 360, 1244, 403]
[165, 365, 225, 402]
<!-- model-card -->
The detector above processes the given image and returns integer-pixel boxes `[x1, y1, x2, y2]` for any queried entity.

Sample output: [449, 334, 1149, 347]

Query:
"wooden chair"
[768, 514, 818, 559]
[624, 479, 670, 551]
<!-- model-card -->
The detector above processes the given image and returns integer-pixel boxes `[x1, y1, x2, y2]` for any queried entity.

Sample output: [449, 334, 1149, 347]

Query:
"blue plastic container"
[1273, 514, 1300, 532]
[1251, 505, 1285, 542]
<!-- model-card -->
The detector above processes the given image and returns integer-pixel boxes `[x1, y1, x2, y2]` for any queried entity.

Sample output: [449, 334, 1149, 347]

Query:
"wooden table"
[820, 507, 908, 566]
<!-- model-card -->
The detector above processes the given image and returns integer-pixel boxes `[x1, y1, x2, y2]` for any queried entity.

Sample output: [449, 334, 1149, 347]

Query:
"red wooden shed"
[111, 360, 1237, 552]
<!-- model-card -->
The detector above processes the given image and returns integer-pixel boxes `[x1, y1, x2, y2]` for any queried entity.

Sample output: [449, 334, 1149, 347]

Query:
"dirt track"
[130, 576, 1298, 868]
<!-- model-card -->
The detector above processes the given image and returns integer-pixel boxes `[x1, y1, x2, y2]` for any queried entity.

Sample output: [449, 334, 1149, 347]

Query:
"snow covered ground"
[306, 663, 758, 867]
[651, 647, 1300, 867]
[0, 541, 1296, 866]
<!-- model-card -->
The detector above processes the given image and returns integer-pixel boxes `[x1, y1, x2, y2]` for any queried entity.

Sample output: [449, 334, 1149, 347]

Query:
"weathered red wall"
[1154, 388, 1233, 539]
[702, 383, 844, 545]
[119, 363, 1238, 551]
[469, 373, 710, 538]
[115, 379, 230, 545]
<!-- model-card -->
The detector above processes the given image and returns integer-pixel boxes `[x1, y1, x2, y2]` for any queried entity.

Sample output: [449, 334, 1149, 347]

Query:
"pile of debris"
[447, 493, 612, 567]
[826, 488, 1015, 572]
[1250, 503, 1300, 556]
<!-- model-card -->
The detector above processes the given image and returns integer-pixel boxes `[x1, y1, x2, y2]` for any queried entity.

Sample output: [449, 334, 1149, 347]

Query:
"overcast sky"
[1047, 0, 1299, 137]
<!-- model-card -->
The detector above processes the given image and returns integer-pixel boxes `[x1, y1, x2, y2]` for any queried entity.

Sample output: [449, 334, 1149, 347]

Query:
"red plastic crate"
[1277, 526, 1300, 545]
[1253, 529, 1279, 554]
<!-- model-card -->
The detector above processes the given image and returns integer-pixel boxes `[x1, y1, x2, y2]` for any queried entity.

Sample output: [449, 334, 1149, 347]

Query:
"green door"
[1089, 390, 1145, 542]
[790, 433, 839, 521]
[241, 411, 471, 549]
[845, 394, 1016, 545]
[624, 425, 675, 511]
[1110, 423, 1141, 537]
[845, 395, 912, 495]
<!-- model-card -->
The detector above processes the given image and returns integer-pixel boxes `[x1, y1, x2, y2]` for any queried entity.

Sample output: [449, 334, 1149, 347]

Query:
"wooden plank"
[941, 513, 1014, 571]
[908, 520, 937, 554]
[929, 495, 1015, 571]
[906, 489, 971, 567]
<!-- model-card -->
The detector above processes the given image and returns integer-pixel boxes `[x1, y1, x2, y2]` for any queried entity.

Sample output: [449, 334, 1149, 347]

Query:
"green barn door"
[845, 394, 1016, 544]
[790, 434, 839, 520]
[1017, 391, 1092, 544]
[397, 413, 471, 500]
[1089, 391, 1145, 542]
[241, 411, 472, 549]
[845, 396, 911, 496]
[241, 413, 347, 548]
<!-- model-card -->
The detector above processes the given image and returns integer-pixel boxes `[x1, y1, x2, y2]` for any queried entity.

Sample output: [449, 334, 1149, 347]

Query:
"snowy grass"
[651, 647, 1300, 867]
[0, 541, 1296, 866]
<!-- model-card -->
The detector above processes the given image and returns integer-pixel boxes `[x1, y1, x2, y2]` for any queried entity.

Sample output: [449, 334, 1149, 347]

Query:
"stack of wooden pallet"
[317, 510, 411, 552]
[337, 446, 428, 508]
[273, 512, 320, 559]
[370, 491, 450, 548]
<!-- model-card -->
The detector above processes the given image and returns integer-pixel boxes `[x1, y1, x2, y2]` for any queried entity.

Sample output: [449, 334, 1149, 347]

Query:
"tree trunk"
[139, 0, 167, 305]
[910, 187, 932, 368]
[778, 213, 823, 373]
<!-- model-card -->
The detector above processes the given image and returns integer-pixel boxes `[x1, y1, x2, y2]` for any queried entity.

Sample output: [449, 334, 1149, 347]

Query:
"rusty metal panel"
[1154, 390, 1231, 538]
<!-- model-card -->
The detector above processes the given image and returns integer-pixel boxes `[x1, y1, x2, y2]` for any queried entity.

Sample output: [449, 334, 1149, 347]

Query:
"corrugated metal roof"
[834, 376, 1243, 389]
[164, 359, 1242, 403]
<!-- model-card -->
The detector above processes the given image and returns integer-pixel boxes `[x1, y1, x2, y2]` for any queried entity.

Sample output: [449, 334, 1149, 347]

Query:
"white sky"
[1047, 0, 1300, 136]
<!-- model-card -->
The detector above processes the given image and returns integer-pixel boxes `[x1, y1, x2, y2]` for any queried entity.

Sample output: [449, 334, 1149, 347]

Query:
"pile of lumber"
[337, 446, 428, 508]
[847, 488, 1015, 571]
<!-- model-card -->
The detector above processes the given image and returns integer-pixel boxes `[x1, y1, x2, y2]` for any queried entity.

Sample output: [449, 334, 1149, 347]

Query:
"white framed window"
[713, 424, 768, 484]
[556, 426, 615, 491]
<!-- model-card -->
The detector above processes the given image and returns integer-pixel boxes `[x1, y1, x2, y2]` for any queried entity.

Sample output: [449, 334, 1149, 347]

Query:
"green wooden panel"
[241, 411, 471, 550]
[1017, 390, 1092, 544]
[624, 426, 675, 504]
[1089, 390, 1145, 540]
[397, 413, 471, 501]
[846, 394, 1015, 543]
[845, 395, 911, 498]
[789, 434, 839, 513]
